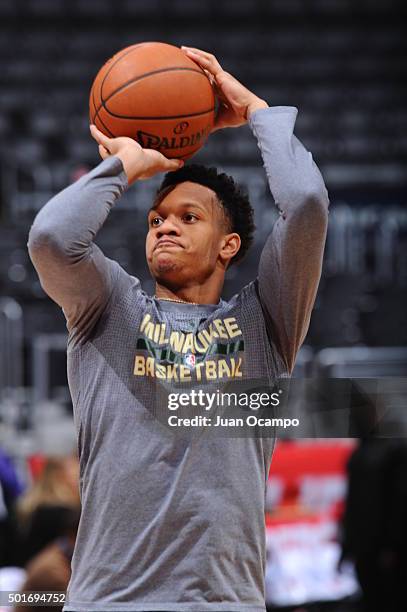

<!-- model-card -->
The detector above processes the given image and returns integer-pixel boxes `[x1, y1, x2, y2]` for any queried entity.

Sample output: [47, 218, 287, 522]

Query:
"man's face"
[146, 181, 231, 289]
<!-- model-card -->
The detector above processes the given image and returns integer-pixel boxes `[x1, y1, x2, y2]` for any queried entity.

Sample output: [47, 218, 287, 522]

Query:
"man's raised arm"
[28, 156, 129, 336]
[250, 107, 329, 374]
[181, 47, 329, 374]
[28, 128, 183, 339]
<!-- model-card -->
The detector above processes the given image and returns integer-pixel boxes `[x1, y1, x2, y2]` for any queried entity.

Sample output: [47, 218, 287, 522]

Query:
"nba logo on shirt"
[184, 353, 196, 369]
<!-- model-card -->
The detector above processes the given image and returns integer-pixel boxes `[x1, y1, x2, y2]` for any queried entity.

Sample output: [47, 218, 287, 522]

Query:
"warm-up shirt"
[28, 107, 329, 612]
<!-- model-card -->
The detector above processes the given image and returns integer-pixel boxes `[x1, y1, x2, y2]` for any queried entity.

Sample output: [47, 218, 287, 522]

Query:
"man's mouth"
[154, 239, 182, 251]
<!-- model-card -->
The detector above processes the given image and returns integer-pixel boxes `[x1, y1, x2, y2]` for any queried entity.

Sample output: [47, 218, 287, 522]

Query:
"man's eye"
[183, 213, 198, 223]
[151, 217, 163, 227]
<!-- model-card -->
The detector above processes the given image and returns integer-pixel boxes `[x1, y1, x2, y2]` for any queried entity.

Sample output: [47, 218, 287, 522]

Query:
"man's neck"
[154, 283, 221, 306]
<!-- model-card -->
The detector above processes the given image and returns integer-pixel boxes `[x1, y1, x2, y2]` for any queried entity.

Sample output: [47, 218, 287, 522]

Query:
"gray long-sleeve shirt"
[28, 106, 329, 612]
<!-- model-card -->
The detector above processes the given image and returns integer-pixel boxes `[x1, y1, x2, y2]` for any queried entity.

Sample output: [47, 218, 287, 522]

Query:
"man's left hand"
[182, 46, 268, 132]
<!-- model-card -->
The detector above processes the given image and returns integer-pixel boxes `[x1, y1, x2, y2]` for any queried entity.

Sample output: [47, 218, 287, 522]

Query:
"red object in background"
[28, 454, 46, 480]
[267, 441, 357, 525]
[269, 440, 356, 480]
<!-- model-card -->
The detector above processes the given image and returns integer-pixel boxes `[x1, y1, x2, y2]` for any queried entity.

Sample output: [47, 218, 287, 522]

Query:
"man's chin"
[151, 256, 180, 278]
[149, 253, 193, 284]
[156, 263, 177, 275]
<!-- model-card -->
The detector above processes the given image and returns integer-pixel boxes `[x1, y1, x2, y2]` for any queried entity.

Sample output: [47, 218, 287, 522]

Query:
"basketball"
[89, 42, 216, 160]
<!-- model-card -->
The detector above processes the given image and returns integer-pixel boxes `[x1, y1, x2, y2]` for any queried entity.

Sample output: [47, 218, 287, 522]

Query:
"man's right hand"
[90, 125, 184, 185]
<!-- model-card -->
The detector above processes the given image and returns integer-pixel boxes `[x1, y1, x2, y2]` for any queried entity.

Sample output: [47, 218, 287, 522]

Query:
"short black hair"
[155, 164, 255, 265]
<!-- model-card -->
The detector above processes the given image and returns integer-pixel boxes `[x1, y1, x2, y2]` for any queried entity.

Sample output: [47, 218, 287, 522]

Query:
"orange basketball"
[89, 42, 216, 160]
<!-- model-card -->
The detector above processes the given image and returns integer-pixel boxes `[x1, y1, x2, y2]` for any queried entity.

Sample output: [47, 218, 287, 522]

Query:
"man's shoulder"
[108, 258, 141, 290]
[67, 260, 146, 349]
[219, 279, 261, 312]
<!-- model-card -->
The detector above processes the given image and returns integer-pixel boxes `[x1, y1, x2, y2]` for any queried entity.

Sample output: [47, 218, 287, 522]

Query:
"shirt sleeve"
[27, 156, 133, 341]
[249, 106, 330, 374]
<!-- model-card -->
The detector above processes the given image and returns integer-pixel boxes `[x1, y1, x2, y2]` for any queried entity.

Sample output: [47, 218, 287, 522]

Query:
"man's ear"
[219, 233, 241, 267]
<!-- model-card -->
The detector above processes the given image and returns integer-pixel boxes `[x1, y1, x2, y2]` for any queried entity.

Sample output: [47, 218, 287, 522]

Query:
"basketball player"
[28, 47, 329, 612]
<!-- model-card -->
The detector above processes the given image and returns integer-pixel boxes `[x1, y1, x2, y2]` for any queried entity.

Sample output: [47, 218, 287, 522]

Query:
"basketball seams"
[102, 107, 215, 121]
[92, 87, 115, 137]
[100, 44, 141, 104]
[89, 92, 96, 123]
[96, 67, 211, 118]
[94, 111, 116, 138]
[99, 42, 208, 107]
[100, 43, 161, 103]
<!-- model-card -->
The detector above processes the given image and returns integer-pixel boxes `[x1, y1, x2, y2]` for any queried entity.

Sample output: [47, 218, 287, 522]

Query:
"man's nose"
[156, 216, 181, 237]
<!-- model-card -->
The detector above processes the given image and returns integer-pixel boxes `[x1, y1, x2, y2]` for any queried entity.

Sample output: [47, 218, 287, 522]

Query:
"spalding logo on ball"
[89, 42, 215, 160]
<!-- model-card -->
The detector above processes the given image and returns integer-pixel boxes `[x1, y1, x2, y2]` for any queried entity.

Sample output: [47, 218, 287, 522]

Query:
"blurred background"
[0, 0, 406, 610]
